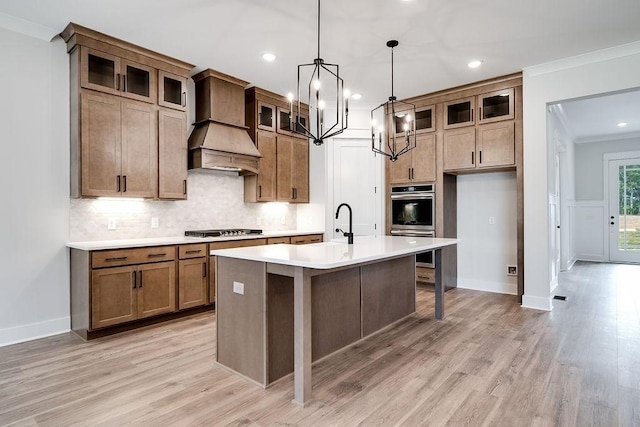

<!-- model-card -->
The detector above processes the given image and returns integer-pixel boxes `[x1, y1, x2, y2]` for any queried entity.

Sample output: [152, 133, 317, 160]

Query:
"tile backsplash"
[69, 171, 297, 241]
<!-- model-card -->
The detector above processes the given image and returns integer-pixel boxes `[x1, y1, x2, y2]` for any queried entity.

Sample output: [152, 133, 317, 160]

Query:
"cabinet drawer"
[209, 239, 267, 250]
[92, 246, 176, 268]
[416, 267, 435, 283]
[291, 234, 323, 245]
[179, 243, 207, 259]
[267, 237, 291, 244]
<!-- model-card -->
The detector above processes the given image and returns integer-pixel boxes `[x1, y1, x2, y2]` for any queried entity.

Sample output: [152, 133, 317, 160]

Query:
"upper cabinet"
[158, 71, 188, 111]
[61, 23, 194, 199]
[245, 87, 310, 203]
[444, 89, 515, 130]
[81, 47, 157, 104]
[443, 96, 476, 130]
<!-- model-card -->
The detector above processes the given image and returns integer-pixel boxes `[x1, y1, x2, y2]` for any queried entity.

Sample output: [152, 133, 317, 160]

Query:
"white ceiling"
[556, 90, 640, 143]
[2, 0, 640, 138]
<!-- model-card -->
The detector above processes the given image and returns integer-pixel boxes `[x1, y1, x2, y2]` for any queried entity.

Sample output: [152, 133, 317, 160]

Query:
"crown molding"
[0, 11, 58, 41]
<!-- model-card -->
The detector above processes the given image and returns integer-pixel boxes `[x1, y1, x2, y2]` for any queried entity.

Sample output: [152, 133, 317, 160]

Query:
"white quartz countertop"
[210, 236, 460, 269]
[67, 230, 324, 251]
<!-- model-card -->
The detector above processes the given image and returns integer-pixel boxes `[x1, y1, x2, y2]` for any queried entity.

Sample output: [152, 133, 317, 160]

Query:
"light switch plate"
[233, 281, 245, 295]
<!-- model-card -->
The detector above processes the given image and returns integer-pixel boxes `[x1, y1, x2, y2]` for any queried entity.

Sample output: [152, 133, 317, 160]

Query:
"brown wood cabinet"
[80, 91, 157, 197]
[62, 23, 193, 200]
[389, 133, 436, 184]
[158, 108, 188, 199]
[245, 87, 310, 203]
[291, 234, 323, 244]
[178, 244, 208, 310]
[90, 257, 175, 330]
[443, 121, 514, 172]
[277, 135, 309, 203]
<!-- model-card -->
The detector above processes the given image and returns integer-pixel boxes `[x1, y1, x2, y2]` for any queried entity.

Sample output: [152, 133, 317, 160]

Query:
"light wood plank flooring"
[1, 261, 639, 426]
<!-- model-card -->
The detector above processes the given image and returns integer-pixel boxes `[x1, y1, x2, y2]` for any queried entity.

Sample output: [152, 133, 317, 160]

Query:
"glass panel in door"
[479, 88, 515, 123]
[444, 97, 475, 129]
[126, 65, 150, 98]
[609, 158, 640, 263]
[87, 53, 116, 89]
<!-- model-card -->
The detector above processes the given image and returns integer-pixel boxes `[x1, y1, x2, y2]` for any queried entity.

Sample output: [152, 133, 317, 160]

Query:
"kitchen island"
[211, 235, 459, 406]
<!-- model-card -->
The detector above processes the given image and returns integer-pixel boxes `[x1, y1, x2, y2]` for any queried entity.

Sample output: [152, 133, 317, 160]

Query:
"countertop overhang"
[210, 235, 460, 269]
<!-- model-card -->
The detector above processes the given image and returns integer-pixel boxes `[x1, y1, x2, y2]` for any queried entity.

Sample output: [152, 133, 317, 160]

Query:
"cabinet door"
[412, 133, 437, 182]
[137, 261, 176, 319]
[477, 121, 515, 168]
[179, 258, 208, 310]
[158, 108, 188, 199]
[276, 106, 293, 135]
[121, 59, 156, 104]
[80, 91, 122, 197]
[158, 71, 187, 111]
[276, 135, 294, 202]
[256, 131, 277, 201]
[443, 128, 476, 171]
[291, 138, 309, 203]
[414, 105, 435, 134]
[257, 100, 276, 132]
[80, 47, 121, 96]
[444, 96, 476, 130]
[478, 88, 514, 124]
[91, 265, 137, 329]
[120, 100, 158, 198]
[389, 149, 412, 185]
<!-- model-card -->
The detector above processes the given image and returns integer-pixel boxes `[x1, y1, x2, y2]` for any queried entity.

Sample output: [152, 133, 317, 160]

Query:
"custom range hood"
[188, 69, 261, 174]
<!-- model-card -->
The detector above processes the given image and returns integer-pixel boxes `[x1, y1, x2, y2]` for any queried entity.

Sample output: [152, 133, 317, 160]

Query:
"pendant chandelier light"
[289, 0, 348, 146]
[371, 40, 416, 162]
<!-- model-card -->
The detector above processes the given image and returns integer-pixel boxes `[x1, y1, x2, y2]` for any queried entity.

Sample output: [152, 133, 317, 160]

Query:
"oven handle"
[390, 229, 435, 237]
[391, 193, 434, 200]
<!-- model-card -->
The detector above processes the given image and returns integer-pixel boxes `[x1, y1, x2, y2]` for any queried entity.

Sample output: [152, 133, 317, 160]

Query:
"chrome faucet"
[335, 203, 354, 244]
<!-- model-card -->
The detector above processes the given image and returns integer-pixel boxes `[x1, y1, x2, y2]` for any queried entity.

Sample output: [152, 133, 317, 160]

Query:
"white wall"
[457, 172, 518, 295]
[0, 28, 71, 345]
[575, 137, 640, 200]
[523, 41, 640, 311]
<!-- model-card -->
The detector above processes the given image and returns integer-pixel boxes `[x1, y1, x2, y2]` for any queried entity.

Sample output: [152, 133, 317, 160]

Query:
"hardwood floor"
[1, 261, 639, 426]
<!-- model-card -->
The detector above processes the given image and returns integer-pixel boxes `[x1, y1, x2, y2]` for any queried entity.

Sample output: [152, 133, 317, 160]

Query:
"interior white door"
[609, 158, 640, 263]
[333, 139, 380, 239]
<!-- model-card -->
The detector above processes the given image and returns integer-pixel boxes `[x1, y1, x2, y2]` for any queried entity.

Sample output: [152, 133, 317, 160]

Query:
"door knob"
[611, 221, 615, 225]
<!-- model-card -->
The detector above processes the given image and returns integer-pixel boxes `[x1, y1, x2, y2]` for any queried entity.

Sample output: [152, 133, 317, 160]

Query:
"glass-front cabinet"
[277, 106, 292, 134]
[443, 96, 475, 129]
[81, 47, 156, 103]
[257, 100, 275, 132]
[158, 71, 187, 111]
[478, 88, 515, 124]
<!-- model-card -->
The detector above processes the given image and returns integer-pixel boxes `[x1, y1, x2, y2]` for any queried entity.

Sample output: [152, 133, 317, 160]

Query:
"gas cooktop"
[184, 229, 263, 238]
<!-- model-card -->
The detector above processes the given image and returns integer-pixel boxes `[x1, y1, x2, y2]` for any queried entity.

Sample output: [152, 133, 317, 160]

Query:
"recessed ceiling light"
[617, 122, 628, 127]
[262, 53, 276, 62]
[468, 60, 483, 69]
[351, 93, 362, 100]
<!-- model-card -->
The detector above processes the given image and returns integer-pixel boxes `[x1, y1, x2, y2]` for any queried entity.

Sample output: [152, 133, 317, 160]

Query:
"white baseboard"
[522, 294, 553, 311]
[567, 258, 577, 270]
[0, 317, 70, 347]
[575, 253, 605, 262]
[550, 280, 558, 294]
[457, 279, 517, 295]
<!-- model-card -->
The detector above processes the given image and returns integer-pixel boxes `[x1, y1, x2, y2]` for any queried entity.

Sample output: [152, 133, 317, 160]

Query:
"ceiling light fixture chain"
[371, 40, 416, 162]
[288, 0, 349, 146]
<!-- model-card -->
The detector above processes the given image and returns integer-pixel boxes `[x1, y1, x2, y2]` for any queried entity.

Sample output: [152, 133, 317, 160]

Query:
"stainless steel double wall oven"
[390, 184, 435, 268]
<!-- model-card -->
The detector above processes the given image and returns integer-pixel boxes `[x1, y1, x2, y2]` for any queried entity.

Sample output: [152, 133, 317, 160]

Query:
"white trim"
[457, 279, 517, 295]
[0, 317, 70, 347]
[524, 41, 640, 77]
[0, 11, 59, 41]
[575, 131, 640, 145]
[521, 295, 552, 311]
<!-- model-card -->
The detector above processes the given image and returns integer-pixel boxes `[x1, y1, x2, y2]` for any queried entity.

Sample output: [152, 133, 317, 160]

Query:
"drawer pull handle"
[139, 271, 142, 288]
[105, 256, 127, 262]
[185, 249, 202, 254]
[132, 271, 137, 289]
[202, 262, 207, 278]
[148, 253, 167, 258]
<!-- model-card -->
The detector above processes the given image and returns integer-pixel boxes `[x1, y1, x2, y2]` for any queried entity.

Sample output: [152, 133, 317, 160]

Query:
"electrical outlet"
[489, 216, 496, 225]
[507, 265, 517, 276]
[233, 281, 245, 295]
[107, 218, 116, 230]
[151, 217, 159, 228]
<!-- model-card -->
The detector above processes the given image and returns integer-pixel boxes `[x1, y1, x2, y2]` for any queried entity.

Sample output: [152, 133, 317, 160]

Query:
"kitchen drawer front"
[416, 266, 435, 283]
[179, 243, 208, 259]
[209, 239, 267, 250]
[291, 234, 323, 245]
[267, 236, 291, 244]
[92, 246, 176, 268]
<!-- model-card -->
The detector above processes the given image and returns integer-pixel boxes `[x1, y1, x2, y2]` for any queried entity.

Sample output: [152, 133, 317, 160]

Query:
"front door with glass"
[609, 158, 640, 263]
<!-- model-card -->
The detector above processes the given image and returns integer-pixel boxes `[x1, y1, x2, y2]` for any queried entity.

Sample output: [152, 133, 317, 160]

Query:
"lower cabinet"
[178, 243, 208, 310]
[291, 234, 323, 245]
[416, 266, 435, 284]
[91, 260, 176, 329]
